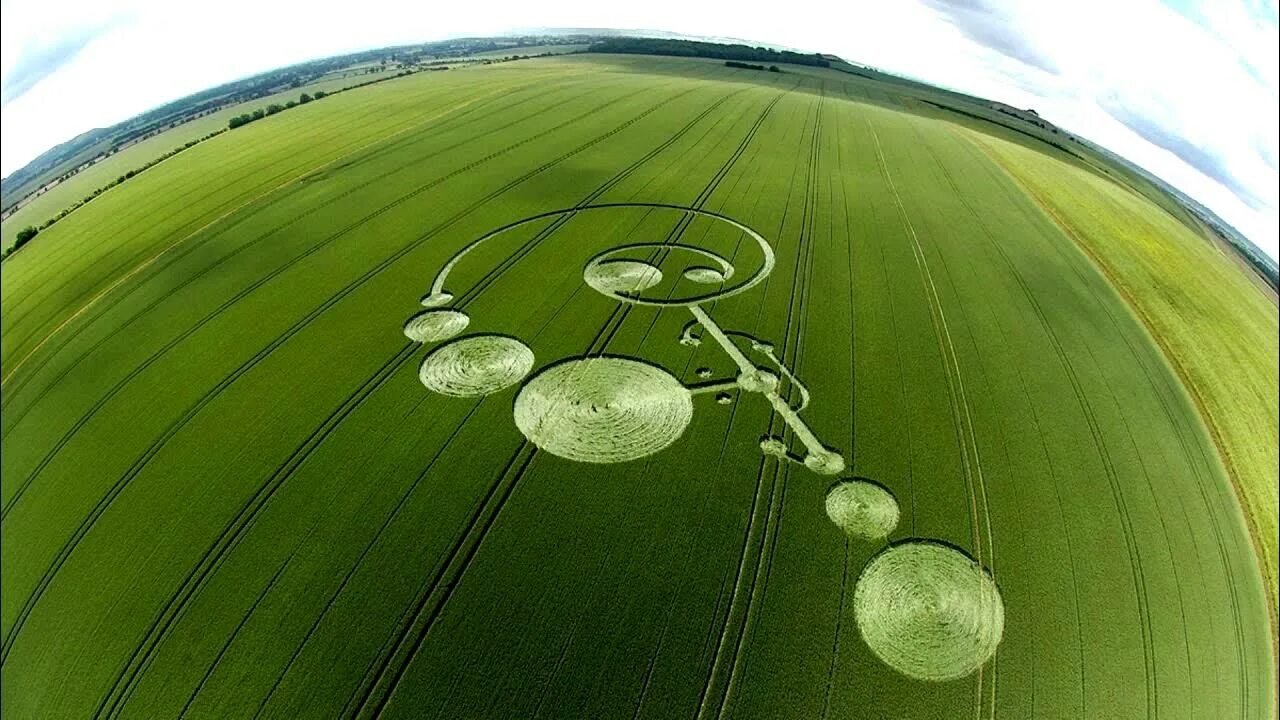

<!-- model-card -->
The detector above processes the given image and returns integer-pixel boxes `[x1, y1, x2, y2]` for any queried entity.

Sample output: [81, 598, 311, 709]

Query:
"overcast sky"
[2, 0, 1277, 259]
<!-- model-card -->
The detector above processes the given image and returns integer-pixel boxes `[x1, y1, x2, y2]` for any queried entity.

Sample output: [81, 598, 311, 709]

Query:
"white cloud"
[1, 0, 1276, 258]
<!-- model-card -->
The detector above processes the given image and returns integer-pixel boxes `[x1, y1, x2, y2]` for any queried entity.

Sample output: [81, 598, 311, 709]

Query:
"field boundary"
[960, 129, 1280, 687]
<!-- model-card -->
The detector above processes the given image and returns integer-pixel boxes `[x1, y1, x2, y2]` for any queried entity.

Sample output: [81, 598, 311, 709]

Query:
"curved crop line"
[0, 79, 670, 524]
[864, 117, 998, 717]
[0, 70, 582, 388]
[0, 75, 596, 423]
[716, 89, 826, 718]
[174, 554, 293, 719]
[1, 80, 696, 665]
[246, 85, 747, 716]
[866, 117, 991, 572]
[344, 90, 765, 719]
[97, 344, 416, 718]
[959, 130, 1257, 714]
[953, 126, 1254, 715]
[693, 91, 818, 720]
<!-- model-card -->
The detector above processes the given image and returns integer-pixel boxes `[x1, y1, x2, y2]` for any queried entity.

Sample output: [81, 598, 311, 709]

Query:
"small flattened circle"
[420, 335, 534, 397]
[403, 310, 470, 343]
[420, 291, 455, 308]
[683, 266, 728, 284]
[825, 479, 899, 540]
[804, 450, 846, 476]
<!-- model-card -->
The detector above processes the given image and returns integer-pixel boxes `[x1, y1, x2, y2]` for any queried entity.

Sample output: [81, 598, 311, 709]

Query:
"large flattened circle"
[514, 357, 693, 463]
[853, 542, 1004, 681]
[420, 335, 534, 397]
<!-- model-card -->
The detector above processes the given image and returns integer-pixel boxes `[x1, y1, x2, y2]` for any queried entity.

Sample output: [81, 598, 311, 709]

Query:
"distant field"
[466, 43, 590, 59]
[0, 53, 1273, 718]
[969, 129, 1280, 629]
[1, 74, 362, 251]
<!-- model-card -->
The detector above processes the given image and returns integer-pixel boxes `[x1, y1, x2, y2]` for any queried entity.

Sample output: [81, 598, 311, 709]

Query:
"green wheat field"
[1, 53, 1275, 719]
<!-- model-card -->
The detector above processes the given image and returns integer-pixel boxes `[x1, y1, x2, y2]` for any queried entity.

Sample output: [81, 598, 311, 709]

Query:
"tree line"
[586, 38, 830, 67]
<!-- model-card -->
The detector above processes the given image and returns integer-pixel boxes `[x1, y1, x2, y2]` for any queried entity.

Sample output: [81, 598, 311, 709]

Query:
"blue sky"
[1, 0, 1277, 259]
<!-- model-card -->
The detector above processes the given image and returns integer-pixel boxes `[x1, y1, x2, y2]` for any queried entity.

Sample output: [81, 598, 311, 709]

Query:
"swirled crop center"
[420, 335, 534, 397]
[403, 310, 470, 343]
[853, 542, 1005, 681]
[825, 480, 899, 540]
[514, 357, 693, 463]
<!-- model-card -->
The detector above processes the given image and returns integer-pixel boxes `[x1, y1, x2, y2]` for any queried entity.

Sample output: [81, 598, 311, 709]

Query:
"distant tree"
[768, 65, 781, 72]
[15, 226, 39, 247]
[313, 90, 327, 99]
[299, 93, 314, 104]
[251, 108, 266, 120]
[286, 100, 298, 109]
[266, 103, 284, 115]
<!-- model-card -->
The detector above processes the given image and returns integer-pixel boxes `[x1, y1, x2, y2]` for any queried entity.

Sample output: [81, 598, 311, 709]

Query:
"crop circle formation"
[514, 357, 693, 463]
[419, 335, 534, 397]
[583, 260, 664, 295]
[825, 479, 900, 540]
[853, 542, 1005, 681]
[403, 309, 470, 343]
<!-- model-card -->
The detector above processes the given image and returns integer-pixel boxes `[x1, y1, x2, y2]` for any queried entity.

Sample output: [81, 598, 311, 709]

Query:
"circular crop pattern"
[584, 244, 745, 307]
[583, 260, 664, 295]
[684, 265, 730, 284]
[853, 542, 1005, 681]
[804, 450, 846, 476]
[403, 310, 470, 343]
[514, 357, 693, 463]
[420, 335, 534, 397]
[825, 479, 899, 539]
[424, 204, 772, 311]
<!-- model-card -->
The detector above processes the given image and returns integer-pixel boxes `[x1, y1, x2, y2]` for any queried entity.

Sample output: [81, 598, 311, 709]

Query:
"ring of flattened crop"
[424, 203, 774, 308]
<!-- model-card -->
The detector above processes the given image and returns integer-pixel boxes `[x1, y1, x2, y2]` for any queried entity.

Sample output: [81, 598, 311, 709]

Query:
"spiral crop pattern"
[419, 335, 534, 397]
[852, 541, 1004, 681]
[514, 357, 693, 463]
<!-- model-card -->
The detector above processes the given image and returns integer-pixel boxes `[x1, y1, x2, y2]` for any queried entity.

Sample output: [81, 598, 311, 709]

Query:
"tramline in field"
[0, 53, 1273, 719]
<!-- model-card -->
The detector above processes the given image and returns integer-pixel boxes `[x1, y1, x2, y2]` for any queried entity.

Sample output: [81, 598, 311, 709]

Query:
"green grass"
[1, 73, 368, 252]
[969, 129, 1280, 633]
[0, 54, 1273, 719]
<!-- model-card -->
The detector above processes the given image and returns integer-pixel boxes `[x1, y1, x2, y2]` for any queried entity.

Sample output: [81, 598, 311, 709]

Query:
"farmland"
[1, 52, 1275, 719]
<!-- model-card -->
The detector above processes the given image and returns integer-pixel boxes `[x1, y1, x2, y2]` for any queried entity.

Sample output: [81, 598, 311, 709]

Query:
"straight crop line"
[957, 126, 1265, 717]
[963, 128, 1279, 671]
[2, 77, 670, 524]
[720, 87, 825, 718]
[0, 73, 589, 421]
[0, 86, 509, 389]
[952, 131, 1161, 717]
[1, 78, 684, 667]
